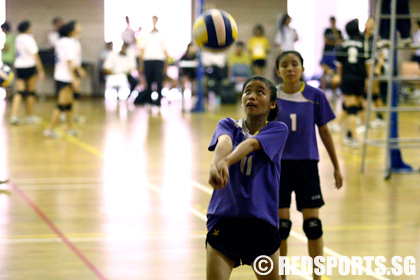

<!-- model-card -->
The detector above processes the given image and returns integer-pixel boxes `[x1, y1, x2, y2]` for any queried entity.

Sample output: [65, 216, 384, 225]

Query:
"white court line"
[16, 184, 100, 190]
[0, 233, 206, 244]
[190, 180, 391, 280]
[12, 177, 102, 185]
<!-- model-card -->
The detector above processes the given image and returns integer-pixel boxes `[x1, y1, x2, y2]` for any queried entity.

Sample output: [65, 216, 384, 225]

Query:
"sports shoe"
[400, 38, 412, 47]
[25, 115, 42, 124]
[66, 129, 82, 137]
[9, 116, 21, 125]
[343, 136, 352, 147]
[329, 122, 342, 133]
[59, 114, 67, 122]
[43, 129, 61, 138]
[370, 118, 386, 128]
[356, 125, 366, 134]
[73, 115, 86, 123]
[343, 136, 360, 148]
[377, 39, 390, 49]
[351, 138, 360, 148]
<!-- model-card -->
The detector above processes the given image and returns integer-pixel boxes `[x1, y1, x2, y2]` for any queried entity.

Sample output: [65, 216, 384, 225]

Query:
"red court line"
[10, 182, 107, 280]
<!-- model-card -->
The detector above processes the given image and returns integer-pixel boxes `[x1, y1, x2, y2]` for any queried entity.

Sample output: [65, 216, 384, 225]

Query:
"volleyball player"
[43, 21, 81, 138]
[335, 19, 372, 148]
[206, 76, 288, 280]
[275, 51, 343, 280]
[10, 21, 45, 125]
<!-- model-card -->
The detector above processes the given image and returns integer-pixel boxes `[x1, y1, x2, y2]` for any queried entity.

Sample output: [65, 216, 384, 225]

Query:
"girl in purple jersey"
[275, 51, 343, 280]
[207, 76, 289, 280]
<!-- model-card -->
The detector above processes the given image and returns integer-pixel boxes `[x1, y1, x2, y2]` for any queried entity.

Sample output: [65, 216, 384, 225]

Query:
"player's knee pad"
[346, 105, 359, 115]
[73, 92, 80, 100]
[17, 91, 26, 97]
[303, 218, 323, 240]
[57, 104, 72, 111]
[372, 94, 379, 101]
[27, 91, 36, 97]
[279, 219, 292, 240]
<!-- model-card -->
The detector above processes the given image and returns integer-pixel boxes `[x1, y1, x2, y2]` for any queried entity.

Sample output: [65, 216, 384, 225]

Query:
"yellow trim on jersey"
[300, 82, 319, 105]
[254, 121, 269, 135]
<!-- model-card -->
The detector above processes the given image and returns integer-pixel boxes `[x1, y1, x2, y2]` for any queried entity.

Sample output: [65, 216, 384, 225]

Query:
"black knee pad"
[73, 92, 80, 100]
[372, 94, 379, 101]
[17, 91, 27, 97]
[57, 104, 72, 111]
[346, 105, 359, 115]
[303, 218, 323, 240]
[279, 219, 292, 240]
[27, 91, 36, 97]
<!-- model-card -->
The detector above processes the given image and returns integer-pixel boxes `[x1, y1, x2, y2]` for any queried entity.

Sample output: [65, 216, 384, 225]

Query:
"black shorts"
[279, 160, 324, 211]
[340, 76, 365, 96]
[55, 81, 72, 96]
[16, 67, 37, 80]
[252, 59, 266, 68]
[206, 217, 280, 267]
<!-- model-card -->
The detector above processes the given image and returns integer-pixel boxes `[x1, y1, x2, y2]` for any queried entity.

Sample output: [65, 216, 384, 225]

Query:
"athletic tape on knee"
[279, 219, 292, 240]
[303, 218, 323, 240]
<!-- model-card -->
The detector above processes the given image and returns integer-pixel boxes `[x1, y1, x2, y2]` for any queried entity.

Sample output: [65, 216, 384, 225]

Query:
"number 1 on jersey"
[290, 113, 297, 131]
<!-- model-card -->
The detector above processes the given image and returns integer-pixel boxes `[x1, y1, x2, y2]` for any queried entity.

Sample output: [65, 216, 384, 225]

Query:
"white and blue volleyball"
[193, 9, 238, 52]
[0, 64, 14, 87]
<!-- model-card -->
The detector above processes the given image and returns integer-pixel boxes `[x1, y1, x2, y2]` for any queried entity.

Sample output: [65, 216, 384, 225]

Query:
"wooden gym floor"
[0, 95, 419, 280]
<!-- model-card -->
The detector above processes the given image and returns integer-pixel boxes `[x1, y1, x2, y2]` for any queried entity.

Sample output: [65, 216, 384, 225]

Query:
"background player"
[275, 51, 343, 280]
[335, 19, 372, 148]
[43, 21, 81, 137]
[207, 76, 288, 280]
[10, 21, 45, 125]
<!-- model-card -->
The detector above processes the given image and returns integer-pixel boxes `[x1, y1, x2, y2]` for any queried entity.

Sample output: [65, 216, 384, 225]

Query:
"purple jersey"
[276, 83, 335, 160]
[207, 118, 288, 230]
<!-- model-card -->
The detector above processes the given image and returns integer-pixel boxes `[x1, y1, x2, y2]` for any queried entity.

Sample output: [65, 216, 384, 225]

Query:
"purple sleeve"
[208, 118, 235, 151]
[254, 122, 289, 161]
[316, 91, 336, 127]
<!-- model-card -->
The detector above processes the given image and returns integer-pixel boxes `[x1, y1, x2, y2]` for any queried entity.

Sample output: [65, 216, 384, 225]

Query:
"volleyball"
[0, 64, 14, 87]
[193, 9, 238, 52]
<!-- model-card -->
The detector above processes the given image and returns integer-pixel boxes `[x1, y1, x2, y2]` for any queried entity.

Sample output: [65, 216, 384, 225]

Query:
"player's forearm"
[211, 136, 233, 168]
[35, 54, 45, 73]
[319, 126, 340, 171]
[223, 138, 261, 167]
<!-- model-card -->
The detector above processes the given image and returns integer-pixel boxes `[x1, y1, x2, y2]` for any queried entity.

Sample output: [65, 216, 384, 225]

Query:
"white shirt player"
[14, 33, 39, 69]
[72, 37, 82, 68]
[103, 50, 136, 75]
[46, 31, 59, 48]
[54, 37, 77, 82]
[139, 31, 166, 61]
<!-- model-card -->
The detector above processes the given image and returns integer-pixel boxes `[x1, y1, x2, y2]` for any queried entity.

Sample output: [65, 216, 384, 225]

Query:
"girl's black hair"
[1, 22, 11, 32]
[275, 50, 304, 70]
[253, 24, 264, 35]
[59, 21, 76, 38]
[275, 50, 305, 82]
[241, 75, 279, 121]
[279, 14, 291, 30]
[18, 21, 30, 33]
